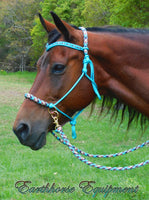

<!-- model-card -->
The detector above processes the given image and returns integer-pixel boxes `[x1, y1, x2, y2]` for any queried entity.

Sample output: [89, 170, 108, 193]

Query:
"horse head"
[13, 12, 149, 151]
[13, 12, 96, 150]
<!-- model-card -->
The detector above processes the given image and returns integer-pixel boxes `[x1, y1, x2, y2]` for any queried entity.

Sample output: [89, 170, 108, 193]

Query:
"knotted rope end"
[70, 119, 77, 139]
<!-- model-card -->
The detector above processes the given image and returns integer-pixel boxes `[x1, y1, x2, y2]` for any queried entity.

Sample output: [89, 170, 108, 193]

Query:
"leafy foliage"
[31, 0, 85, 62]
[0, 0, 41, 71]
[110, 0, 149, 28]
[83, 0, 114, 26]
[83, 0, 149, 28]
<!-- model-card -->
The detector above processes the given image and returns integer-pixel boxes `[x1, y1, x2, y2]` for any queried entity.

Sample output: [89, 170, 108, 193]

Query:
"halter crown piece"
[25, 27, 101, 139]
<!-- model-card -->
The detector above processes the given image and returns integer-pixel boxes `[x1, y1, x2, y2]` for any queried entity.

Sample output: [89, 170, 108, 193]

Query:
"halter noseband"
[25, 27, 101, 139]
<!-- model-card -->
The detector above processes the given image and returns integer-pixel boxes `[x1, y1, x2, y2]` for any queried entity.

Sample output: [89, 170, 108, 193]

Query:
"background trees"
[83, 0, 149, 27]
[110, 0, 149, 27]
[0, 0, 41, 71]
[83, 0, 113, 26]
[31, 0, 85, 62]
[0, 0, 149, 71]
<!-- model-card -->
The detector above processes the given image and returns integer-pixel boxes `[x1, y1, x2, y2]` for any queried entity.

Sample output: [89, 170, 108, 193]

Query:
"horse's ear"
[50, 11, 76, 41]
[39, 13, 56, 33]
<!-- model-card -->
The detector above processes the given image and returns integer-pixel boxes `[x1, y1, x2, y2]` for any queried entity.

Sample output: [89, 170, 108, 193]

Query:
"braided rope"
[51, 127, 149, 170]
[46, 41, 85, 52]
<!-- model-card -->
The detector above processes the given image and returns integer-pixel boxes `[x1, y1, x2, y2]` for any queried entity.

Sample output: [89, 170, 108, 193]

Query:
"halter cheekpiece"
[24, 27, 149, 170]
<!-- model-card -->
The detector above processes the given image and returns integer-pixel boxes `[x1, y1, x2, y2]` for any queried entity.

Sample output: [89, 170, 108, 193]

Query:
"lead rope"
[50, 111, 149, 171]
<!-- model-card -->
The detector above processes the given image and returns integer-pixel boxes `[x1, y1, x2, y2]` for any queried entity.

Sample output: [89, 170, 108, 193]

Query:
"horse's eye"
[51, 63, 66, 75]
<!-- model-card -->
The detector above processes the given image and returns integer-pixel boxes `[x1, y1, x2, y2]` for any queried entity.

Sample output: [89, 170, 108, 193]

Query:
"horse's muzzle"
[13, 122, 46, 150]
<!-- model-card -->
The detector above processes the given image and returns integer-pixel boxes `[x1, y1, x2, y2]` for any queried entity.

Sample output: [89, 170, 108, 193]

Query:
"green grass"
[0, 72, 148, 200]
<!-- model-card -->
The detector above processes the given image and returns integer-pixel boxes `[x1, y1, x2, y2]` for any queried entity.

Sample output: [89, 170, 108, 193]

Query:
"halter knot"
[83, 55, 90, 64]
[70, 119, 77, 139]
[49, 103, 55, 109]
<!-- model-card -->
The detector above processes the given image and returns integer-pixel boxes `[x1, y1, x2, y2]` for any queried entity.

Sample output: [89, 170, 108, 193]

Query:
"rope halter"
[25, 27, 101, 139]
[24, 27, 149, 170]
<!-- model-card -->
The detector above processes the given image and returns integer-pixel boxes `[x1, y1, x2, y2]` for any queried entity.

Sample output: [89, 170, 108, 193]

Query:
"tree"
[83, 0, 113, 27]
[31, 0, 85, 62]
[0, 0, 41, 71]
[110, 0, 149, 28]
[83, 0, 149, 28]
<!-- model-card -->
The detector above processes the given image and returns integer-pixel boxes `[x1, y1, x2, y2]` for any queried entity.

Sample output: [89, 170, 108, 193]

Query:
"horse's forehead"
[37, 51, 50, 69]
[40, 46, 73, 70]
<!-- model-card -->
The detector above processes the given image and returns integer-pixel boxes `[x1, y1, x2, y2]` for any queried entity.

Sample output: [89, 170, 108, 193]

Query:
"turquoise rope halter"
[24, 27, 149, 170]
[25, 27, 101, 139]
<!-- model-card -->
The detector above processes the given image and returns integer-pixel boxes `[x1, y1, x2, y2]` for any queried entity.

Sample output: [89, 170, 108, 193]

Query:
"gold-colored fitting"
[48, 108, 60, 129]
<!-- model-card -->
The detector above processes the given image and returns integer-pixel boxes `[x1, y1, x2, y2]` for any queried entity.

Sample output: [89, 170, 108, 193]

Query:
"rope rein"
[25, 27, 149, 170]
[52, 126, 149, 171]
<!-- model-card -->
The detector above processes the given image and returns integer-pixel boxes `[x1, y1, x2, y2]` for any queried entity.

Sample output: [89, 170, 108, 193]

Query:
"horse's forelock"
[48, 29, 61, 45]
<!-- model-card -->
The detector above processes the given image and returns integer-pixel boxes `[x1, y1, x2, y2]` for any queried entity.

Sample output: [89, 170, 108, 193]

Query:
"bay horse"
[13, 12, 149, 151]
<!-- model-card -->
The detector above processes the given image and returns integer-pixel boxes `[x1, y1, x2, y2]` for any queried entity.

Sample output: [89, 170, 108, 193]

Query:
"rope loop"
[49, 103, 55, 109]
[70, 119, 77, 126]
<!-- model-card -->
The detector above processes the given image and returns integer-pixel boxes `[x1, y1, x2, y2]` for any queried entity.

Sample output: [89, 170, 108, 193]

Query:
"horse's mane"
[91, 96, 148, 133]
[87, 26, 149, 131]
[47, 26, 149, 132]
[48, 25, 149, 44]
[86, 26, 149, 34]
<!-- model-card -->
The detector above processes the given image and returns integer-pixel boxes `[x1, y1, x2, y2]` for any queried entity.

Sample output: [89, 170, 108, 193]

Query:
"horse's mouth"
[30, 132, 46, 150]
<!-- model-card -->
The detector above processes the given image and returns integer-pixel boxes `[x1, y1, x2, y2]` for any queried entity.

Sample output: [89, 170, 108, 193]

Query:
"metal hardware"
[48, 108, 60, 129]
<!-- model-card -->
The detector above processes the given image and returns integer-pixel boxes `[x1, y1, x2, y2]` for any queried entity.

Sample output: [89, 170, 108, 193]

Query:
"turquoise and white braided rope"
[52, 127, 149, 171]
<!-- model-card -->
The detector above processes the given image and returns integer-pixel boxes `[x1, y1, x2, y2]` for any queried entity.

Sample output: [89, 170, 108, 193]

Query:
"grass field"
[0, 71, 149, 200]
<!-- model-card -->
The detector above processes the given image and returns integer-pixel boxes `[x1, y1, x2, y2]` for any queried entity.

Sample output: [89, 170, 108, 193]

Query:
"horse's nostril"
[13, 123, 30, 142]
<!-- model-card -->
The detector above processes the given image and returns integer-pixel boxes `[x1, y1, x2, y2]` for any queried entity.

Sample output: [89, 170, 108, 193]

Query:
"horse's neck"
[88, 31, 149, 117]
